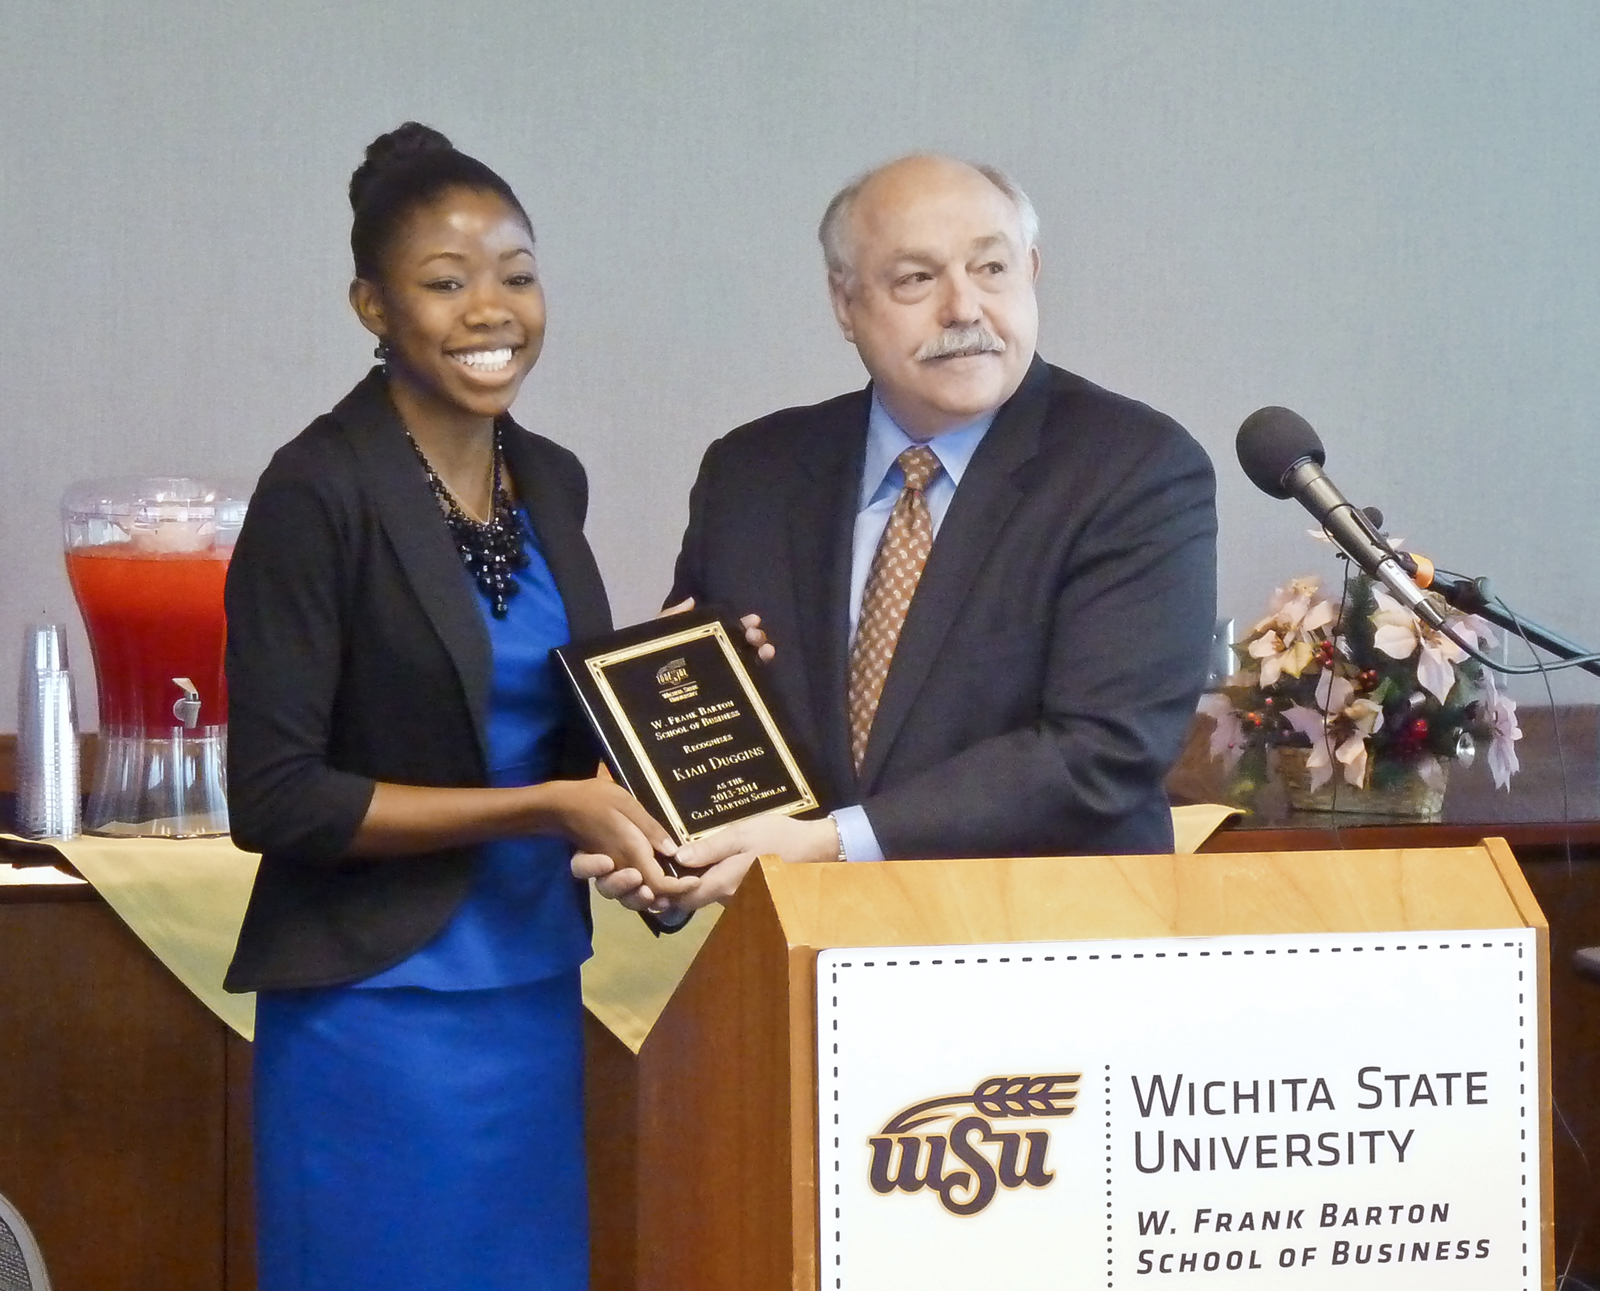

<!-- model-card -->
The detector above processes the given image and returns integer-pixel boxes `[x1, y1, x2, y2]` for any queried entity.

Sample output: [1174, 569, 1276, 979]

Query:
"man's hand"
[740, 613, 774, 662]
[662, 596, 774, 662]
[669, 812, 839, 911]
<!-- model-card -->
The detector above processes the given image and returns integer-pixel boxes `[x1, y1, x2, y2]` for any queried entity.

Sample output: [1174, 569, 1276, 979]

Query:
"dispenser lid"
[62, 476, 251, 552]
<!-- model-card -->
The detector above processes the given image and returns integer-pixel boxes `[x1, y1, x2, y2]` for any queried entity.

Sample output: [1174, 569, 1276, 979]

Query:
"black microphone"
[1236, 407, 1449, 631]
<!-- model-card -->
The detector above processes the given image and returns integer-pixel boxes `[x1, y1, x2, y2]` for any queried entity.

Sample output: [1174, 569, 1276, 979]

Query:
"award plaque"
[554, 611, 819, 845]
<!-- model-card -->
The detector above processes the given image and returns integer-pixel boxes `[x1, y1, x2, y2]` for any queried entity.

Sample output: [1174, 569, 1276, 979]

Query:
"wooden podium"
[590, 839, 1554, 1291]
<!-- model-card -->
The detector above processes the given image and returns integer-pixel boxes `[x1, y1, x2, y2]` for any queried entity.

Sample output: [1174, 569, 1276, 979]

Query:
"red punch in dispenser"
[63, 478, 250, 837]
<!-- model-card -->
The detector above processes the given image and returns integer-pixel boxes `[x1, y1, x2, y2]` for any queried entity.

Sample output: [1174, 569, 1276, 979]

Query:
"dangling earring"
[374, 340, 392, 372]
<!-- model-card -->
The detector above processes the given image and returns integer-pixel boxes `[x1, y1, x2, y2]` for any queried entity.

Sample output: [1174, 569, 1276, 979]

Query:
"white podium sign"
[818, 930, 1539, 1290]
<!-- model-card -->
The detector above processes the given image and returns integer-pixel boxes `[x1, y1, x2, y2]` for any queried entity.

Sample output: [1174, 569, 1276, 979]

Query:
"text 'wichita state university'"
[1129, 1068, 1489, 1174]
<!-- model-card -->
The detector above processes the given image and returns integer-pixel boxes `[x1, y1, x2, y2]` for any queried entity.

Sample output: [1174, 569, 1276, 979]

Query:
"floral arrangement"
[1198, 569, 1522, 798]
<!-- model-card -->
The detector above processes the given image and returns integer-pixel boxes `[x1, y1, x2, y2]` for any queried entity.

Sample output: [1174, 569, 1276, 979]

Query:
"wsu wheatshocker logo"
[654, 657, 698, 702]
[868, 1074, 1081, 1216]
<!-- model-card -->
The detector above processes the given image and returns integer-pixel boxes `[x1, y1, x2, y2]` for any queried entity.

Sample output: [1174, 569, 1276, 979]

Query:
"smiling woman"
[220, 123, 687, 1291]
[346, 125, 547, 519]
[356, 188, 546, 419]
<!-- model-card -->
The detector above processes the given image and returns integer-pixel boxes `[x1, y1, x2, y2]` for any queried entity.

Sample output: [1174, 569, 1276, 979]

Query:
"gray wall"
[4, 0, 1599, 730]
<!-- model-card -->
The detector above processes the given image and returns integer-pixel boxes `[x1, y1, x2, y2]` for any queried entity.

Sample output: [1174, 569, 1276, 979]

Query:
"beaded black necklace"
[406, 425, 530, 617]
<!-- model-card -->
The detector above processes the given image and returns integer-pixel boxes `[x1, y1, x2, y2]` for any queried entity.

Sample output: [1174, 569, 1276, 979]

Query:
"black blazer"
[670, 357, 1217, 859]
[223, 370, 611, 993]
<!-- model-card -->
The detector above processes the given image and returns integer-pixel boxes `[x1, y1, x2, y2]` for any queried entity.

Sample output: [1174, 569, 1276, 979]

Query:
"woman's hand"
[541, 779, 693, 901]
[571, 850, 685, 914]
[568, 762, 684, 913]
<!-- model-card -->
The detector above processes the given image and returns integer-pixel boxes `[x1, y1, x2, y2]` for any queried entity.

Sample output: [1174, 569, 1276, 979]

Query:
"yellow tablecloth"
[584, 805, 1237, 1051]
[1171, 802, 1242, 854]
[4, 803, 1237, 1050]
[5, 833, 260, 1038]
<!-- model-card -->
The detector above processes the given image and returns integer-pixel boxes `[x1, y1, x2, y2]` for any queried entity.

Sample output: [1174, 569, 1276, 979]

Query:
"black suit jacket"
[670, 357, 1217, 859]
[223, 370, 611, 993]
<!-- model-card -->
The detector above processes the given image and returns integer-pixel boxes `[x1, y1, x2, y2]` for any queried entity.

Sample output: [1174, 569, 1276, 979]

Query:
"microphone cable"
[1239, 405, 1599, 1281]
[1493, 595, 1600, 1291]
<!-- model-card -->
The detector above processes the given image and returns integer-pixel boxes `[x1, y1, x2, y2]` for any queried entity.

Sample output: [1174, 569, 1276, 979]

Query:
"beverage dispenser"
[62, 477, 249, 837]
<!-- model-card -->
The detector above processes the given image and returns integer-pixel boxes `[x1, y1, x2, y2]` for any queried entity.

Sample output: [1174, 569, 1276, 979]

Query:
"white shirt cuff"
[831, 805, 885, 863]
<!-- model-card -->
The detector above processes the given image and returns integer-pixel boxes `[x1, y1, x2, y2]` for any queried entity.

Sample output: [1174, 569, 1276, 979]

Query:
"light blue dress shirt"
[833, 395, 997, 862]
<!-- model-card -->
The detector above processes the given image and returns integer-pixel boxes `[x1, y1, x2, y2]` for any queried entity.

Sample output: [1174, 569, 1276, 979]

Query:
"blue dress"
[252, 521, 592, 1291]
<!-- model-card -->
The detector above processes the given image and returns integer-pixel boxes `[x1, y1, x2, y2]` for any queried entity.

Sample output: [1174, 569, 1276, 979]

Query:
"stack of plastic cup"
[14, 623, 81, 840]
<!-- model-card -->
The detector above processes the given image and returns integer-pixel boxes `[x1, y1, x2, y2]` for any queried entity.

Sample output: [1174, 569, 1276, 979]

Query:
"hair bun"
[349, 122, 455, 212]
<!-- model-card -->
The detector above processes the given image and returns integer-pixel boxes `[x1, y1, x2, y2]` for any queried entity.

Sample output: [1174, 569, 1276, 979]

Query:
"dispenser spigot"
[172, 677, 202, 729]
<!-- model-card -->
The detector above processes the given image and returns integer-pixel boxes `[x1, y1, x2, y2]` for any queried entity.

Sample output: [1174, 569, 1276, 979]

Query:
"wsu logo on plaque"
[654, 657, 697, 702]
[868, 1074, 1080, 1216]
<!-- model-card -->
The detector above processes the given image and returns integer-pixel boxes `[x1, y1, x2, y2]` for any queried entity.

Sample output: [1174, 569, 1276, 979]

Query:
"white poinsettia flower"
[1252, 635, 1315, 687]
[1247, 630, 1284, 687]
[1431, 609, 1497, 656]
[1333, 696, 1384, 787]
[1196, 692, 1247, 773]
[1284, 676, 1384, 790]
[1312, 672, 1385, 787]
[1343, 695, 1384, 737]
[1284, 637, 1317, 677]
[1245, 576, 1338, 686]
[1251, 576, 1338, 639]
[1369, 587, 1469, 703]
[1371, 616, 1419, 661]
[1281, 702, 1329, 746]
[1332, 730, 1373, 787]
[1460, 615, 1497, 651]
[1302, 599, 1338, 635]
[1281, 702, 1335, 790]
[1480, 678, 1522, 790]
[1314, 670, 1351, 714]
[1413, 647, 1462, 706]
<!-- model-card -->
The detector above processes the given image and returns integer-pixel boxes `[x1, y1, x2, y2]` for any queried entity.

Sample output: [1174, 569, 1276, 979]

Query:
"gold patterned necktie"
[847, 444, 943, 773]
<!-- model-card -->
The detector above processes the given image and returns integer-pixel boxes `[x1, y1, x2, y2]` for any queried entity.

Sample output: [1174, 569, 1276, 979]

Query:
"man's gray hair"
[818, 157, 1039, 289]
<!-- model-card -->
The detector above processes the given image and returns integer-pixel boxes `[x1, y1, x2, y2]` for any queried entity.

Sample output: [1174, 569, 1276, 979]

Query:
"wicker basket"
[1271, 747, 1448, 819]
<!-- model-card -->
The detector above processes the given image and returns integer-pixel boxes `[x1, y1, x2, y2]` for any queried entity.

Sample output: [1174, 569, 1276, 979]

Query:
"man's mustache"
[916, 325, 1007, 361]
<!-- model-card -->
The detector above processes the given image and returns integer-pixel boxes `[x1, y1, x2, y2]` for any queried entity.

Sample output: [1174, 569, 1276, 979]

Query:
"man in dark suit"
[595, 154, 1217, 912]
